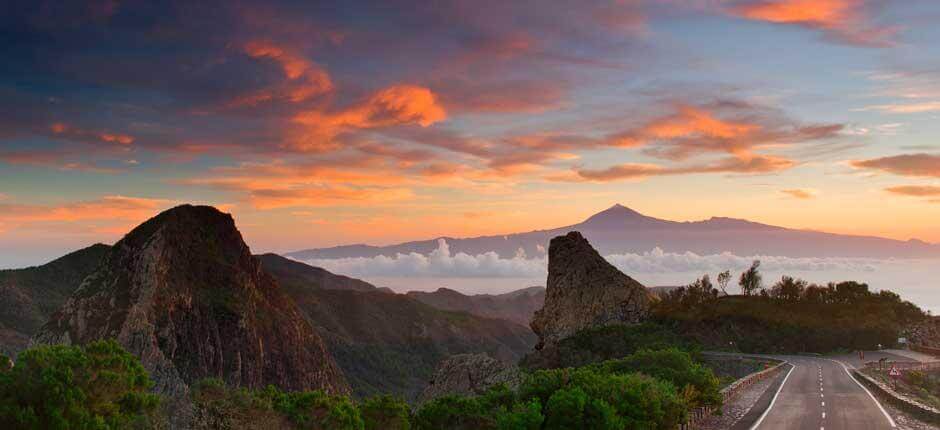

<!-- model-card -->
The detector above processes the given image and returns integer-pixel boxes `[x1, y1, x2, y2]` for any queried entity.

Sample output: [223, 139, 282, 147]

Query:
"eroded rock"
[530, 231, 651, 349]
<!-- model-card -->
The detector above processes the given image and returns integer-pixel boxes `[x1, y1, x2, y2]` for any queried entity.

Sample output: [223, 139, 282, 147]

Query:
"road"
[752, 354, 897, 430]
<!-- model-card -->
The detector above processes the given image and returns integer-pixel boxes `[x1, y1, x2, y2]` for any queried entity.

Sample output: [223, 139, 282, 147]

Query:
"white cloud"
[299, 239, 882, 279]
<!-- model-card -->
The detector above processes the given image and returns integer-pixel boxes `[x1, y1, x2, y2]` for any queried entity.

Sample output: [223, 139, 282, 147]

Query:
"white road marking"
[750, 362, 795, 430]
[825, 358, 897, 428]
[822, 412, 826, 419]
[822, 402, 825, 407]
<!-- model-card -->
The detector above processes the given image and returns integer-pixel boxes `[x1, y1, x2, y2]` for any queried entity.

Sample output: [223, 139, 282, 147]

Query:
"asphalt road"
[752, 355, 896, 430]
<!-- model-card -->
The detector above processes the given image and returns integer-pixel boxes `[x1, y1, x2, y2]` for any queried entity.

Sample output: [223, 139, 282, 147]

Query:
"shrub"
[361, 395, 411, 430]
[591, 348, 721, 408]
[0, 340, 161, 430]
[258, 387, 364, 430]
[413, 395, 494, 430]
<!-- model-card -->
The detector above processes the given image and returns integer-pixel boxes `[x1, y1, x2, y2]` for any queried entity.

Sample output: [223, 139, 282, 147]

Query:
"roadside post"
[888, 365, 901, 390]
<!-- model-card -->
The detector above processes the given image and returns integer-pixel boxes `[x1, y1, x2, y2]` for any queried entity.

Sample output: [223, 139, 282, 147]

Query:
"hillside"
[406, 286, 545, 326]
[33, 205, 350, 428]
[287, 204, 940, 259]
[257, 253, 379, 291]
[259, 253, 537, 400]
[0, 244, 109, 356]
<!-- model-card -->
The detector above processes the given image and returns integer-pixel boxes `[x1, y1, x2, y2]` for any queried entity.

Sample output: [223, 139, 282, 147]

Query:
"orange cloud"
[574, 155, 795, 182]
[884, 185, 940, 197]
[49, 122, 135, 146]
[246, 186, 415, 210]
[728, 0, 896, 47]
[239, 40, 333, 104]
[644, 105, 758, 140]
[598, 103, 841, 162]
[851, 154, 940, 178]
[0, 196, 174, 236]
[291, 84, 446, 152]
[781, 188, 817, 199]
[576, 163, 666, 181]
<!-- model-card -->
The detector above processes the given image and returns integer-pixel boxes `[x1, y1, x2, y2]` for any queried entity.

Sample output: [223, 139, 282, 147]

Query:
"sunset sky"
[3, 0, 940, 267]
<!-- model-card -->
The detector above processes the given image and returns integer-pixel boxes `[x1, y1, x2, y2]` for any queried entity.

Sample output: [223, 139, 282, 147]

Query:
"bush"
[521, 322, 694, 370]
[258, 386, 364, 430]
[0, 340, 161, 430]
[361, 395, 411, 430]
[590, 348, 721, 408]
[413, 395, 494, 430]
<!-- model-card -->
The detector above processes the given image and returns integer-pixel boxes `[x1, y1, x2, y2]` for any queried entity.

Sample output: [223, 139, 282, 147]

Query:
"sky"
[3, 0, 940, 269]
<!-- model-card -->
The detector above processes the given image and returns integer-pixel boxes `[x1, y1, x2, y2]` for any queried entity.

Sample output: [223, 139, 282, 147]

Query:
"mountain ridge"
[287, 204, 939, 259]
[258, 253, 536, 400]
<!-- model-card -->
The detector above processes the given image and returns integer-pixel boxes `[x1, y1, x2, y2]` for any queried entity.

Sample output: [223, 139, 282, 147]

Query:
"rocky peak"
[530, 231, 651, 349]
[33, 205, 349, 418]
[419, 353, 521, 403]
[579, 204, 661, 229]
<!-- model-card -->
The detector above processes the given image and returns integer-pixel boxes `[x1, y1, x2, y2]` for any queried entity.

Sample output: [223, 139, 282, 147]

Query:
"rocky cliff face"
[530, 231, 651, 349]
[33, 205, 349, 404]
[419, 353, 521, 403]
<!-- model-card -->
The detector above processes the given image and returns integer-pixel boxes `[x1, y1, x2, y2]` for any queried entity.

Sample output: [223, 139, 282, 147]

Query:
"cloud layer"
[299, 238, 880, 279]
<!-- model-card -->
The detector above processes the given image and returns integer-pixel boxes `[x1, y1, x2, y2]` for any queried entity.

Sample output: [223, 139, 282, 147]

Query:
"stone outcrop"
[530, 231, 651, 349]
[419, 353, 521, 403]
[32, 205, 349, 424]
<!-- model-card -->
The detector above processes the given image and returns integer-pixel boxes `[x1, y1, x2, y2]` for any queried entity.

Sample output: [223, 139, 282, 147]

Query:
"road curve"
[752, 355, 895, 430]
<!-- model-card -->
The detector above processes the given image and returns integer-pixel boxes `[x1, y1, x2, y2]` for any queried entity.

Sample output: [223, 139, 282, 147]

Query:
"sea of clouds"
[298, 238, 940, 313]
[300, 238, 882, 279]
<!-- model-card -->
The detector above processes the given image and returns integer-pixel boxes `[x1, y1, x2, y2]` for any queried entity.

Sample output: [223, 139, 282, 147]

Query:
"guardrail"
[678, 354, 788, 430]
[911, 343, 940, 358]
[853, 368, 940, 425]
[864, 360, 940, 371]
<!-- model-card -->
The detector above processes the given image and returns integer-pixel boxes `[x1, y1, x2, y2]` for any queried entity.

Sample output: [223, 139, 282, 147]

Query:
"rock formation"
[530, 231, 651, 349]
[419, 353, 521, 403]
[33, 205, 349, 421]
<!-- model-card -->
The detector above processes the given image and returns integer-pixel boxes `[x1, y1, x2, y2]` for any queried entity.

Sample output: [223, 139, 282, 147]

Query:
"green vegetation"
[0, 340, 162, 430]
[587, 349, 721, 409]
[192, 379, 412, 430]
[416, 365, 687, 430]
[655, 268, 927, 353]
[521, 322, 694, 369]
[191, 346, 715, 430]
[862, 368, 940, 410]
[905, 370, 940, 408]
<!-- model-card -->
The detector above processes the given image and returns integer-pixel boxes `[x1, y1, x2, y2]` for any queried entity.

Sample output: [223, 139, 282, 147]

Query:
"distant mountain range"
[407, 287, 545, 326]
[287, 204, 940, 260]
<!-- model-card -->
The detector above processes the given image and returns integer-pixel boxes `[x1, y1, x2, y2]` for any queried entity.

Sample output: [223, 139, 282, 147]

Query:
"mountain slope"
[259, 253, 537, 400]
[287, 204, 940, 259]
[257, 253, 378, 291]
[33, 205, 349, 405]
[0, 244, 109, 356]
[406, 287, 545, 326]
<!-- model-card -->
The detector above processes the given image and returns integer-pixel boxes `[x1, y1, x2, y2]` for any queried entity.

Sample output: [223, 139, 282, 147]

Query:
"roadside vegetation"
[653, 261, 927, 353]
[1, 340, 719, 429]
[862, 367, 940, 410]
